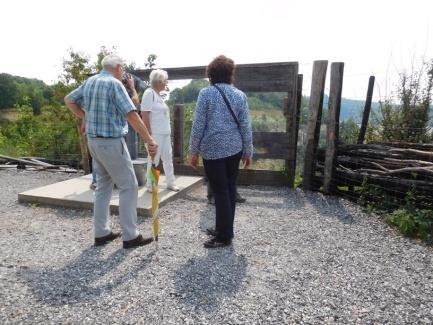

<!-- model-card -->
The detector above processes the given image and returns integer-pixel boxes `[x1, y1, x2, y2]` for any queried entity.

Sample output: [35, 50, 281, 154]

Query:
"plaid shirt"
[66, 69, 135, 138]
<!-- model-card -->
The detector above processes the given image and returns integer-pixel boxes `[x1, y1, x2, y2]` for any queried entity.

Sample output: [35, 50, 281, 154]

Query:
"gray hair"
[149, 69, 168, 86]
[101, 54, 124, 69]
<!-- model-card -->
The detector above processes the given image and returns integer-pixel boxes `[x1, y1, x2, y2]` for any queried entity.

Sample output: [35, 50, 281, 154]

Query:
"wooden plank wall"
[133, 62, 299, 92]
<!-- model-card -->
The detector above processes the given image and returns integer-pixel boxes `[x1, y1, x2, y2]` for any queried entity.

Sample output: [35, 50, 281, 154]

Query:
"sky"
[1, 0, 433, 101]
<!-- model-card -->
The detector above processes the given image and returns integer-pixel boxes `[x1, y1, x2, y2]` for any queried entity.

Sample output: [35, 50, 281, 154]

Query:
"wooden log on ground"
[324, 62, 344, 194]
[0, 165, 18, 169]
[303, 60, 328, 190]
[0, 155, 53, 167]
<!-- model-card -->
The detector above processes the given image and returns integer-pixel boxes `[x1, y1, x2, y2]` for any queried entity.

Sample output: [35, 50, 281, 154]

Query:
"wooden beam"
[75, 121, 90, 174]
[284, 66, 300, 188]
[252, 132, 293, 159]
[172, 104, 184, 163]
[357, 76, 375, 144]
[302, 60, 328, 190]
[253, 131, 290, 144]
[324, 62, 344, 194]
[133, 62, 299, 92]
[173, 164, 290, 186]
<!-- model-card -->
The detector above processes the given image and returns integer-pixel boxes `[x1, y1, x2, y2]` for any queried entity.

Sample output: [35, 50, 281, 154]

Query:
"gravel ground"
[1, 169, 433, 324]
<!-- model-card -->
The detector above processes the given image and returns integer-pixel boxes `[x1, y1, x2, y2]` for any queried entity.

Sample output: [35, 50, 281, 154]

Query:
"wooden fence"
[134, 59, 431, 205]
[298, 61, 433, 208]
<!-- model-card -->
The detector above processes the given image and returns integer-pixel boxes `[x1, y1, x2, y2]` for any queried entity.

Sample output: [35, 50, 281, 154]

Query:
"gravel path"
[1, 169, 433, 324]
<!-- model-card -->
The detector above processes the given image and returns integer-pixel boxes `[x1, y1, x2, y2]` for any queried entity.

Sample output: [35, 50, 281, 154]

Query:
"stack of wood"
[0, 155, 78, 173]
[316, 142, 433, 207]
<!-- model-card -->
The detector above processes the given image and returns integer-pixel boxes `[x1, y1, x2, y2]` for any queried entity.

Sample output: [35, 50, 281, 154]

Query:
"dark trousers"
[203, 151, 242, 241]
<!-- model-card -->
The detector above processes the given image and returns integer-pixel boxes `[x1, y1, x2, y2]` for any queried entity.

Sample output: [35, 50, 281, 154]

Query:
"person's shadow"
[174, 189, 248, 313]
[17, 246, 155, 306]
[174, 247, 248, 313]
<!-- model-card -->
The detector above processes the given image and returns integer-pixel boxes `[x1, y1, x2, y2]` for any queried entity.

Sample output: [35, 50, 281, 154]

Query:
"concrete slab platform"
[18, 174, 204, 217]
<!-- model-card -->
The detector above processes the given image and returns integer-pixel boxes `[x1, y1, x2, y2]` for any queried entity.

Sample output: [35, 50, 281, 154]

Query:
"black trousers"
[203, 151, 242, 241]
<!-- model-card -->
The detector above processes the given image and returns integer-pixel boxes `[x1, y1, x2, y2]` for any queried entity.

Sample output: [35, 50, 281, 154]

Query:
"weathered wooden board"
[324, 63, 344, 194]
[133, 62, 299, 92]
[303, 60, 328, 190]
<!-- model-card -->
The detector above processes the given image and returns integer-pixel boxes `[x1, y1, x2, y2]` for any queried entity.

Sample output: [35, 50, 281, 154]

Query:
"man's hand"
[80, 119, 86, 134]
[64, 96, 85, 119]
[126, 74, 135, 91]
[147, 138, 158, 157]
[190, 154, 199, 170]
[242, 155, 251, 169]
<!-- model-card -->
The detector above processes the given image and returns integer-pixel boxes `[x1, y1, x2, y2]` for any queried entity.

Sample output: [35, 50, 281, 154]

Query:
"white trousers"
[146, 133, 176, 187]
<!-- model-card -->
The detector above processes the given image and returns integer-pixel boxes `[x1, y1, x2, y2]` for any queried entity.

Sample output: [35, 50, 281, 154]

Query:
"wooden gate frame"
[133, 62, 300, 187]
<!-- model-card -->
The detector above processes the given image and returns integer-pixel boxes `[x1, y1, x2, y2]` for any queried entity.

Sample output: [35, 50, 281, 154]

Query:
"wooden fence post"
[357, 76, 375, 144]
[285, 63, 299, 188]
[324, 62, 344, 194]
[173, 104, 184, 164]
[295, 74, 303, 175]
[302, 60, 328, 191]
[76, 120, 90, 174]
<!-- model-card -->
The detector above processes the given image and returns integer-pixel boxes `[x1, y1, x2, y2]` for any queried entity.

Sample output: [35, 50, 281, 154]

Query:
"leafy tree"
[145, 54, 157, 69]
[0, 74, 18, 108]
[60, 49, 93, 86]
[168, 79, 209, 105]
[339, 117, 360, 144]
[379, 59, 433, 143]
[94, 46, 118, 72]
[0, 73, 51, 113]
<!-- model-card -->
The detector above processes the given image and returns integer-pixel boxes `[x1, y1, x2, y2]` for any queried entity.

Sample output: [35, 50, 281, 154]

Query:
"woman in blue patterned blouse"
[189, 55, 253, 248]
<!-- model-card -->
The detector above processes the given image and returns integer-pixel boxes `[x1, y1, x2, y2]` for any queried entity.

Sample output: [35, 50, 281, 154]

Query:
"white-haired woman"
[141, 69, 179, 192]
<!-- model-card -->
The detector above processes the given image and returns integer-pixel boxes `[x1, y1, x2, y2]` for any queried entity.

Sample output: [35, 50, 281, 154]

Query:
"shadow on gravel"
[239, 188, 307, 210]
[303, 192, 355, 224]
[174, 248, 248, 312]
[198, 205, 215, 234]
[17, 246, 155, 306]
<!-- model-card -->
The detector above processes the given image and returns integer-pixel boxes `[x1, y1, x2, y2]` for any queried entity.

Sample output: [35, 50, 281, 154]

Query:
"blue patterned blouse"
[189, 83, 253, 160]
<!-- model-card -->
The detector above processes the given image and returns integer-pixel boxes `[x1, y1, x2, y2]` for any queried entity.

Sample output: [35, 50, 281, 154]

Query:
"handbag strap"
[213, 84, 240, 127]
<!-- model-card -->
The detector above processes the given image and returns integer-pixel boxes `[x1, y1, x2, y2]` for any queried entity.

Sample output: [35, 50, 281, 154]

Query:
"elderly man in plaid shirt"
[65, 55, 158, 249]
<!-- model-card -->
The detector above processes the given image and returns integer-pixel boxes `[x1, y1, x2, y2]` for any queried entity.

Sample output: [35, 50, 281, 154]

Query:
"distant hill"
[324, 95, 380, 122]
[167, 79, 379, 122]
[0, 73, 54, 113]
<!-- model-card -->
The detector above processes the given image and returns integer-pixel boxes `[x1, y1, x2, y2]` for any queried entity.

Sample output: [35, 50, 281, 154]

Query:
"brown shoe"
[123, 234, 154, 249]
[95, 232, 121, 246]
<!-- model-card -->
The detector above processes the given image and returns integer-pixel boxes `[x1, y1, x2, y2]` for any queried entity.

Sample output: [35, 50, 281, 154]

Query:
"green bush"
[357, 179, 433, 245]
[0, 104, 80, 160]
[387, 208, 433, 244]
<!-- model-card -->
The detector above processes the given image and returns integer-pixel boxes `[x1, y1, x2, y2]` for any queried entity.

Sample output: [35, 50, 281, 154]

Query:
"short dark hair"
[206, 55, 235, 85]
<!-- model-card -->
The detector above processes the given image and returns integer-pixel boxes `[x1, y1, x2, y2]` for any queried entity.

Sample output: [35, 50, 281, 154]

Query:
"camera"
[121, 73, 148, 95]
